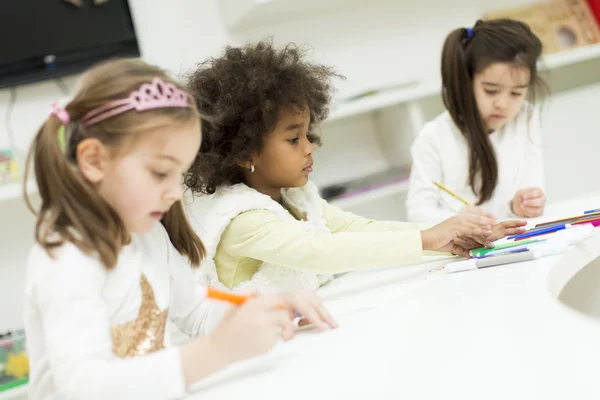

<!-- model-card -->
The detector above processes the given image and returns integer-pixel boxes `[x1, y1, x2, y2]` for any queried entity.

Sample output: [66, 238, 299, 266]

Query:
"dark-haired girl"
[407, 19, 547, 224]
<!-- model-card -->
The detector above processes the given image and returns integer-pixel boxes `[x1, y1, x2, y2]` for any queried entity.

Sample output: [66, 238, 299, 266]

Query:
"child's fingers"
[470, 235, 494, 248]
[463, 212, 494, 228]
[454, 236, 482, 250]
[523, 196, 545, 207]
[462, 207, 496, 227]
[461, 222, 493, 238]
[272, 309, 294, 340]
[292, 295, 337, 330]
[503, 220, 528, 227]
[450, 243, 471, 258]
[500, 225, 527, 237]
[521, 188, 544, 202]
[305, 299, 338, 329]
[474, 215, 495, 229]
[492, 220, 528, 238]
[522, 205, 544, 218]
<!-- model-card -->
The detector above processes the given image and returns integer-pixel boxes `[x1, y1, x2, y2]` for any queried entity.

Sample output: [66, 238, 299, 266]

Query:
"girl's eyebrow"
[482, 81, 528, 89]
[155, 154, 182, 165]
[285, 123, 305, 131]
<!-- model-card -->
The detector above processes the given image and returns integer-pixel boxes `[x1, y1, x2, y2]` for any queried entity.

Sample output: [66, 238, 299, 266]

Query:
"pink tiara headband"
[49, 77, 193, 129]
[81, 77, 193, 127]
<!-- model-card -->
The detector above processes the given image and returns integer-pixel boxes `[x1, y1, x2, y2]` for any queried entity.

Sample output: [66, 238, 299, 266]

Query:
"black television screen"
[0, 0, 140, 89]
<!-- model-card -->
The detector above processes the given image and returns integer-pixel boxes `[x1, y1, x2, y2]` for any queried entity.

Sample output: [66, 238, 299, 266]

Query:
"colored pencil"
[433, 181, 472, 206]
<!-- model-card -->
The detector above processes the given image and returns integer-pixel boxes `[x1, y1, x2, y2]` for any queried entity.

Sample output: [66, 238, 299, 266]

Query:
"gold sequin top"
[111, 274, 168, 358]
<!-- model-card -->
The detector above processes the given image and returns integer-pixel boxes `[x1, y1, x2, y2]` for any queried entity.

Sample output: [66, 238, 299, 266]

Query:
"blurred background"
[1, 1, 600, 397]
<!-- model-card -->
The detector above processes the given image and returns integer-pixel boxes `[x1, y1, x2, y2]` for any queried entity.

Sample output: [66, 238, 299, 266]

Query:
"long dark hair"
[441, 18, 546, 204]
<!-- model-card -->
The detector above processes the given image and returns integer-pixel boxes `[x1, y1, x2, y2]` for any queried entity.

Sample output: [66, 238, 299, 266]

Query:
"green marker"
[469, 238, 545, 258]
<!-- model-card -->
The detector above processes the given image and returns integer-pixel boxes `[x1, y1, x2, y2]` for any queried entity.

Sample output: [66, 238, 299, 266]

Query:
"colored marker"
[536, 212, 600, 228]
[445, 249, 541, 273]
[510, 223, 571, 241]
[206, 287, 251, 305]
[206, 287, 303, 318]
[575, 219, 600, 227]
[469, 238, 544, 258]
[584, 209, 600, 214]
[479, 242, 544, 258]
[508, 224, 555, 240]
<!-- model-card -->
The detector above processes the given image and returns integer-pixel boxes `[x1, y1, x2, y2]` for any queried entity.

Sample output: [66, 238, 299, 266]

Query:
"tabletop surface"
[188, 192, 600, 400]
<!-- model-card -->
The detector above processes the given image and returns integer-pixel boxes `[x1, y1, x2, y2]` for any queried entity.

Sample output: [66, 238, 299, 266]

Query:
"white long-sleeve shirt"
[406, 105, 544, 224]
[23, 223, 228, 400]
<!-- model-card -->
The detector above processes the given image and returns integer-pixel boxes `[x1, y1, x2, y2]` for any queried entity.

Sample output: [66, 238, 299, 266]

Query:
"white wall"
[2, 0, 600, 331]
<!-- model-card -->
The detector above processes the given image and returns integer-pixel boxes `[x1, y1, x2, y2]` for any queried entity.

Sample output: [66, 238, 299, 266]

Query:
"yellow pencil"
[433, 181, 472, 206]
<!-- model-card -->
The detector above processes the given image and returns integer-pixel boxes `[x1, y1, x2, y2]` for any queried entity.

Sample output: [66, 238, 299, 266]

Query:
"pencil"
[433, 181, 472, 206]
[206, 287, 287, 311]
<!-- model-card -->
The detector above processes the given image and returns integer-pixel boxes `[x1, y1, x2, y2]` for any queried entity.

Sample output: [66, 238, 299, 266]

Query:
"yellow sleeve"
[219, 209, 423, 274]
[321, 199, 430, 232]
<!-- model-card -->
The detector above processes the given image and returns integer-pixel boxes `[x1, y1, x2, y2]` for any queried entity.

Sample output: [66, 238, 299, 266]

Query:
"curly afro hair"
[184, 40, 343, 195]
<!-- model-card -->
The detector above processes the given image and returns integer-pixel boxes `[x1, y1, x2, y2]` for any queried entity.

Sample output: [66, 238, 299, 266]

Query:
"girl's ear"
[76, 138, 110, 184]
[236, 156, 255, 170]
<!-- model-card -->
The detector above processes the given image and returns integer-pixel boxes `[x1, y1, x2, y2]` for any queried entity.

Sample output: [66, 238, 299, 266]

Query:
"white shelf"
[0, 385, 27, 400]
[0, 181, 37, 203]
[329, 180, 409, 209]
[220, 0, 373, 30]
[542, 43, 600, 70]
[326, 42, 600, 123]
[327, 80, 441, 123]
[0, 183, 23, 202]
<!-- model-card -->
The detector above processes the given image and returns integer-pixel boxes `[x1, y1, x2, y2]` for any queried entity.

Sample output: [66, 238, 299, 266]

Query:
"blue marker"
[509, 223, 571, 241]
[584, 209, 600, 214]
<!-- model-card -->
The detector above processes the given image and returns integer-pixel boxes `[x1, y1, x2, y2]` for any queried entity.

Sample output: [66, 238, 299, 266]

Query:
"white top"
[406, 105, 544, 223]
[23, 223, 227, 400]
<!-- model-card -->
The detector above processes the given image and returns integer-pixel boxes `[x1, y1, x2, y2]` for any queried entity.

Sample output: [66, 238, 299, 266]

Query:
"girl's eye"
[484, 89, 497, 95]
[511, 92, 524, 97]
[307, 133, 317, 143]
[287, 137, 299, 144]
[152, 171, 168, 180]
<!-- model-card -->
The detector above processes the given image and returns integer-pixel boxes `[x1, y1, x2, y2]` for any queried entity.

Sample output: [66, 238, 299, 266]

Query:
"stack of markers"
[470, 208, 600, 259]
[444, 209, 599, 273]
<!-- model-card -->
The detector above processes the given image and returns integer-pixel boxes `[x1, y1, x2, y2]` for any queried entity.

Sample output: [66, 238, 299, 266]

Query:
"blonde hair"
[24, 58, 205, 269]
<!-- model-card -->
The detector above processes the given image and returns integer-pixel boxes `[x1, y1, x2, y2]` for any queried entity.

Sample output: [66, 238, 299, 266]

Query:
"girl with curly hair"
[183, 41, 525, 301]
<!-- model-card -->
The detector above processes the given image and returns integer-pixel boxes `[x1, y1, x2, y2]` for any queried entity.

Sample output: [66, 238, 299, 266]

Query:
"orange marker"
[206, 287, 287, 310]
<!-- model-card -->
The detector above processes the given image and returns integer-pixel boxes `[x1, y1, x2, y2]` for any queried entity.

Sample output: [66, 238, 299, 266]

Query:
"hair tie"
[50, 102, 70, 124]
[465, 27, 474, 40]
[50, 102, 69, 153]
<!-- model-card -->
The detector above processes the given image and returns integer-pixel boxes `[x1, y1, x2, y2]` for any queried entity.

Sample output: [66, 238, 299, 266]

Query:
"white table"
[188, 192, 600, 400]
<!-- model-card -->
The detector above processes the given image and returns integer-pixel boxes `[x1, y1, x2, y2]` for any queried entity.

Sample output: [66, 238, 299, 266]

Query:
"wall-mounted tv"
[0, 0, 140, 89]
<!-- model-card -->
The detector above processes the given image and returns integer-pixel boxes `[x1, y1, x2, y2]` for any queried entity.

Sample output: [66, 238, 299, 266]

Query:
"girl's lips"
[150, 211, 164, 220]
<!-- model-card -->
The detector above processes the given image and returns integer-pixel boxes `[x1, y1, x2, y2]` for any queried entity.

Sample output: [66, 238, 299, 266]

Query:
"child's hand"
[421, 217, 493, 257]
[209, 295, 292, 364]
[180, 294, 299, 387]
[454, 220, 527, 250]
[208, 291, 336, 364]
[269, 290, 338, 338]
[488, 220, 527, 241]
[457, 206, 497, 228]
[511, 187, 546, 218]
